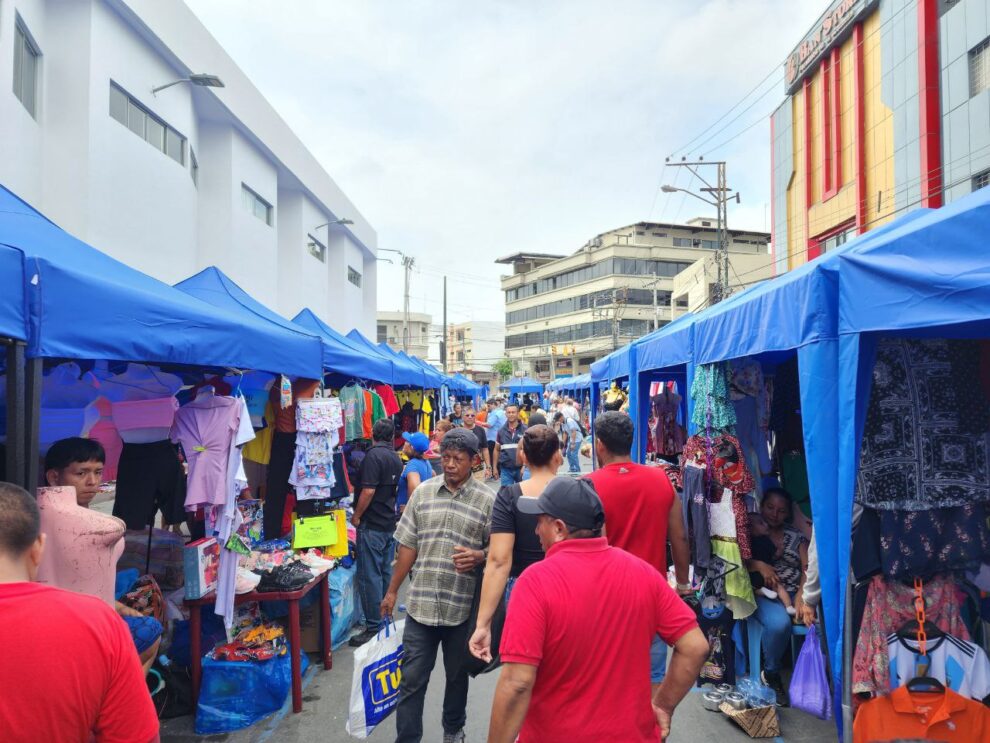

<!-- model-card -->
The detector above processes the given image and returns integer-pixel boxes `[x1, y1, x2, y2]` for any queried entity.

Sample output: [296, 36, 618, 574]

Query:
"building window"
[970, 38, 990, 97]
[347, 266, 362, 287]
[307, 234, 326, 262]
[190, 148, 199, 186]
[534, 359, 551, 375]
[110, 83, 187, 165]
[821, 48, 842, 199]
[13, 19, 40, 118]
[377, 324, 387, 343]
[974, 169, 990, 191]
[241, 184, 273, 226]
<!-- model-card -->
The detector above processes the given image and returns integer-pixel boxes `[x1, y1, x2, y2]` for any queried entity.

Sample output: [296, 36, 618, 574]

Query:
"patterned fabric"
[852, 574, 971, 696]
[682, 433, 754, 560]
[394, 475, 495, 626]
[771, 526, 805, 596]
[296, 397, 343, 433]
[856, 339, 990, 511]
[879, 503, 990, 579]
[651, 391, 686, 456]
[690, 363, 736, 432]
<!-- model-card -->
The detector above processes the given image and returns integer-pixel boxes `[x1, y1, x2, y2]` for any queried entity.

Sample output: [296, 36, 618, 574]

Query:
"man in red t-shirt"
[586, 410, 692, 689]
[488, 477, 707, 743]
[0, 482, 159, 743]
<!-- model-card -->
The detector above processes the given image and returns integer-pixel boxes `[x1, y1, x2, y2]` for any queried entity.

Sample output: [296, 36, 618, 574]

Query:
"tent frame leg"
[23, 356, 41, 494]
[4, 342, 26, 488]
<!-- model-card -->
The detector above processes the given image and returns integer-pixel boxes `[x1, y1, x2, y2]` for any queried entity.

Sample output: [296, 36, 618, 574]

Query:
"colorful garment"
[852, 574, 971, 696]
[338, 384, 365, 442]
[690, 363, 736, 432]
[879, 503, 990, 579]
[856, 339, 990, 511]
[170, 394, 241, 510]
[374, 384, 400, 417]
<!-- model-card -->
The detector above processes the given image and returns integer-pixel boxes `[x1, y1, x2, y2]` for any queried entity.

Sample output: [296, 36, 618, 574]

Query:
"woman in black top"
[468, 424, 562, 663]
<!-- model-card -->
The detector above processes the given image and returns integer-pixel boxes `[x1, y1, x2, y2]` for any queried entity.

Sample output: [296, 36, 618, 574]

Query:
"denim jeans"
[753, 592, 794, 672]
[567, 445, 581, 472]
[395, 616, 471, 742]
[355, 525, 395, 632]
[500, 467, 523, 487]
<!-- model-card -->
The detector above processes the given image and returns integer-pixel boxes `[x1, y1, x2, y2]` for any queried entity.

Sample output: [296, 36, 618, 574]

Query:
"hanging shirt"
[362, 389, 374, 439]
[419, 395, 434, 436]
[370, 391, 387, 424]
[887, 633, 990, 701]
[171, 394, 241, 511]
[242, 401, 274, 466]
[268, 379, 319, 434]
[853, 685, 990, 742]
[339, 384, 366, 441]
[375, 384, 400, 416]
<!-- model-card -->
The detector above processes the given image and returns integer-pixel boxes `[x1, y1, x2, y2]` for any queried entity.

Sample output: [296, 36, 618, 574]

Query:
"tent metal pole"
[4, 342, 26, 488]
[24, 357, 42, 494]
[842, 574, 853, 741]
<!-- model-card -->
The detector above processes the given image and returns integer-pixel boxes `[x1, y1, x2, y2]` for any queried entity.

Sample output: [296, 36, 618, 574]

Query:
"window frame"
[307, 233, 327, 263]
[970, 37, 990, 98]
[109, 82, 187, 167]
[13, 17, 40, 119]
[347, 265, 362, 288]
[241, 184, 273, 226]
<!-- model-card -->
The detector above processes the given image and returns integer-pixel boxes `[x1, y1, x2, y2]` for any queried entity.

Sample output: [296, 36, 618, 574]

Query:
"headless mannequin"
[35, 486, 125, 606]
[103, 364, 182, 444]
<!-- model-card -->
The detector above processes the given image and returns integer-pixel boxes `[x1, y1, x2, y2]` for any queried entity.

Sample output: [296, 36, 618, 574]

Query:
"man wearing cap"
[350, 419, 404, 648]
[487, 477, 708, 743]
[382, 428, 495, 743]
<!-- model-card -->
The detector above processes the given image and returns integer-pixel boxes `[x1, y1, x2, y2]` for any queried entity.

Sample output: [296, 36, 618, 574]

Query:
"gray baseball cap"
[516, 476, 605, 531]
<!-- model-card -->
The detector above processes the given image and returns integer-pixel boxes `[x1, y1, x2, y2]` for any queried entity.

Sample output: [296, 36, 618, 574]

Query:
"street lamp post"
[152, 73, 225, 96]
[379, 248, 415, 353]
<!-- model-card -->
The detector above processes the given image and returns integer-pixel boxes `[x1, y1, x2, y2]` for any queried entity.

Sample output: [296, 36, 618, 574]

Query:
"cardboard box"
[183, 537, 219, 599]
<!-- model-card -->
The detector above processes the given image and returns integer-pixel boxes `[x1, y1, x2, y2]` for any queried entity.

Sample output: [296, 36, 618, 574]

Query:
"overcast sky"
[185, 0, 825, 333]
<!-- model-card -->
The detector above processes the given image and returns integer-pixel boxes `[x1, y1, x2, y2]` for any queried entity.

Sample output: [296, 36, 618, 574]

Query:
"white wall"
[0, 0, 47, 207]
[0, 0, 378, 331]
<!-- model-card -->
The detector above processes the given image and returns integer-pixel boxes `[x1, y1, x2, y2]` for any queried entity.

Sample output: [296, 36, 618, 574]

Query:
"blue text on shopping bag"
[361, 647, 404, 727]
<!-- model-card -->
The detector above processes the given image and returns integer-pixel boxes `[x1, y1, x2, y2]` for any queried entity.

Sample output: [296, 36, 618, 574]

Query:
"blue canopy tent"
[0, 186, 323, 376]
[629, 207, 937, 734]
[0, 185, 324, 488]
[398, 350, 446, 389]
[450, 373, 483, 407]
[347, 330, 425, 388]
[828, 187, 990, 733]
[292, 309, 396, 384]
[174, 268, 341, 383]
[499, 377, 543, 396]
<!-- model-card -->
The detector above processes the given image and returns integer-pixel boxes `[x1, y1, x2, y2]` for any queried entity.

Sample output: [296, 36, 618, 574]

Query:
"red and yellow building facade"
[770, 0, 957, 272]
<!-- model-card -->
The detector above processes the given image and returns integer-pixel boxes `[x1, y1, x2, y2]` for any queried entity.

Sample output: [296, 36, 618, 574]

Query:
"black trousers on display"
[264, 430, 296, 540]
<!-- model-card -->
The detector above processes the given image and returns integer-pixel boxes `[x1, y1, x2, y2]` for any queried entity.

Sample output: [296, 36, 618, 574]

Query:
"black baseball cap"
[441, 427, 480, 455]
[516, 477, 605, 531]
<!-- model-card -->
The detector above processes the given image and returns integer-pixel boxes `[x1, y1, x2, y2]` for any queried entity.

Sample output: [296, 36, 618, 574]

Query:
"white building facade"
[0, 0, 377, 336]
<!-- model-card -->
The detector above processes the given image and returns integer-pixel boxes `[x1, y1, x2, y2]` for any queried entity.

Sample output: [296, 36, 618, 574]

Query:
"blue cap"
[402, 431, 431, 453]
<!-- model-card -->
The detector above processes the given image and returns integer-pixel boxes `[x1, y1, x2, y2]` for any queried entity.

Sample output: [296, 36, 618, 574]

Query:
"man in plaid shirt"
[382, 428, 495, 743]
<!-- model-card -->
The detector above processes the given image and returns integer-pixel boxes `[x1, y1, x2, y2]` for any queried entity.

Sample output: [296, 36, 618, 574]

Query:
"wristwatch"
[675, 582, 692, 592]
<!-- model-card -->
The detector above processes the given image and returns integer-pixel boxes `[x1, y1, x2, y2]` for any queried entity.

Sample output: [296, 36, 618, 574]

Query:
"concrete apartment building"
[671, 251, 776, 318]
[498, 219, 771, 381]
[376, 311, 432, 360]
[446, 321, 506, 384]
[0, 0, 377, 336]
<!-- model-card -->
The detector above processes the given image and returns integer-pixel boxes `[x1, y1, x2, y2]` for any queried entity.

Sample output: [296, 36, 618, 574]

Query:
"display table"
[185, 569, 332, 713]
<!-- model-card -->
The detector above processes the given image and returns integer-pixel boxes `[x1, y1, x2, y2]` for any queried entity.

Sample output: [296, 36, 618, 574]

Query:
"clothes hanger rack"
[901, 577, 947, 694]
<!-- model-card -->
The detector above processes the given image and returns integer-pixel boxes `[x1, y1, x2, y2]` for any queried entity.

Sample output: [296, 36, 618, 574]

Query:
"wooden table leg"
[190, 603, 202, 703]
[320, 572, 333, 670]
[288, 599, 302, 713]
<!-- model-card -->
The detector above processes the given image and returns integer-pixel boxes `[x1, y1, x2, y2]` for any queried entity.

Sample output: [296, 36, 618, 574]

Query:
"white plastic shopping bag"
[346, 619, 405, 738]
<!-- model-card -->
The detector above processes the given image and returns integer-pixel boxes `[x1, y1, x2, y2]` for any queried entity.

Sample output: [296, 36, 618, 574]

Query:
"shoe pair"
[348, 626, 380, 648]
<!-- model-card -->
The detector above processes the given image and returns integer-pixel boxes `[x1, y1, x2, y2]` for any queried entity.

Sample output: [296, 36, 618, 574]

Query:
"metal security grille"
[974, 169, 990, 191]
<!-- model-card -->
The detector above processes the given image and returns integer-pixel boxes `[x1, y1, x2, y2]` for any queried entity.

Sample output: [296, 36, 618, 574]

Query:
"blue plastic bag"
[330, 563, 358, 648]
[788, 624, 832, 720]
[194, 649, 309, 734]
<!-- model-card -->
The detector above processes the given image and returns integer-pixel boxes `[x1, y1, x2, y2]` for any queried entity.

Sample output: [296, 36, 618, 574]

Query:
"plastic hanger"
[906, 675, 945, 693]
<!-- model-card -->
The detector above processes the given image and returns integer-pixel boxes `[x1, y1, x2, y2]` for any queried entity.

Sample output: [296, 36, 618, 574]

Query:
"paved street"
[160, 455, 836, 742]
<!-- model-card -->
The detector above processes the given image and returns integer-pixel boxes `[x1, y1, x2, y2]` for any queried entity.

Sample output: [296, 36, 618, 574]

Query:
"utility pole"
[442, 275, 448, 375]
[401, 255, 415, 352]
[661, 159, 739, 303]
